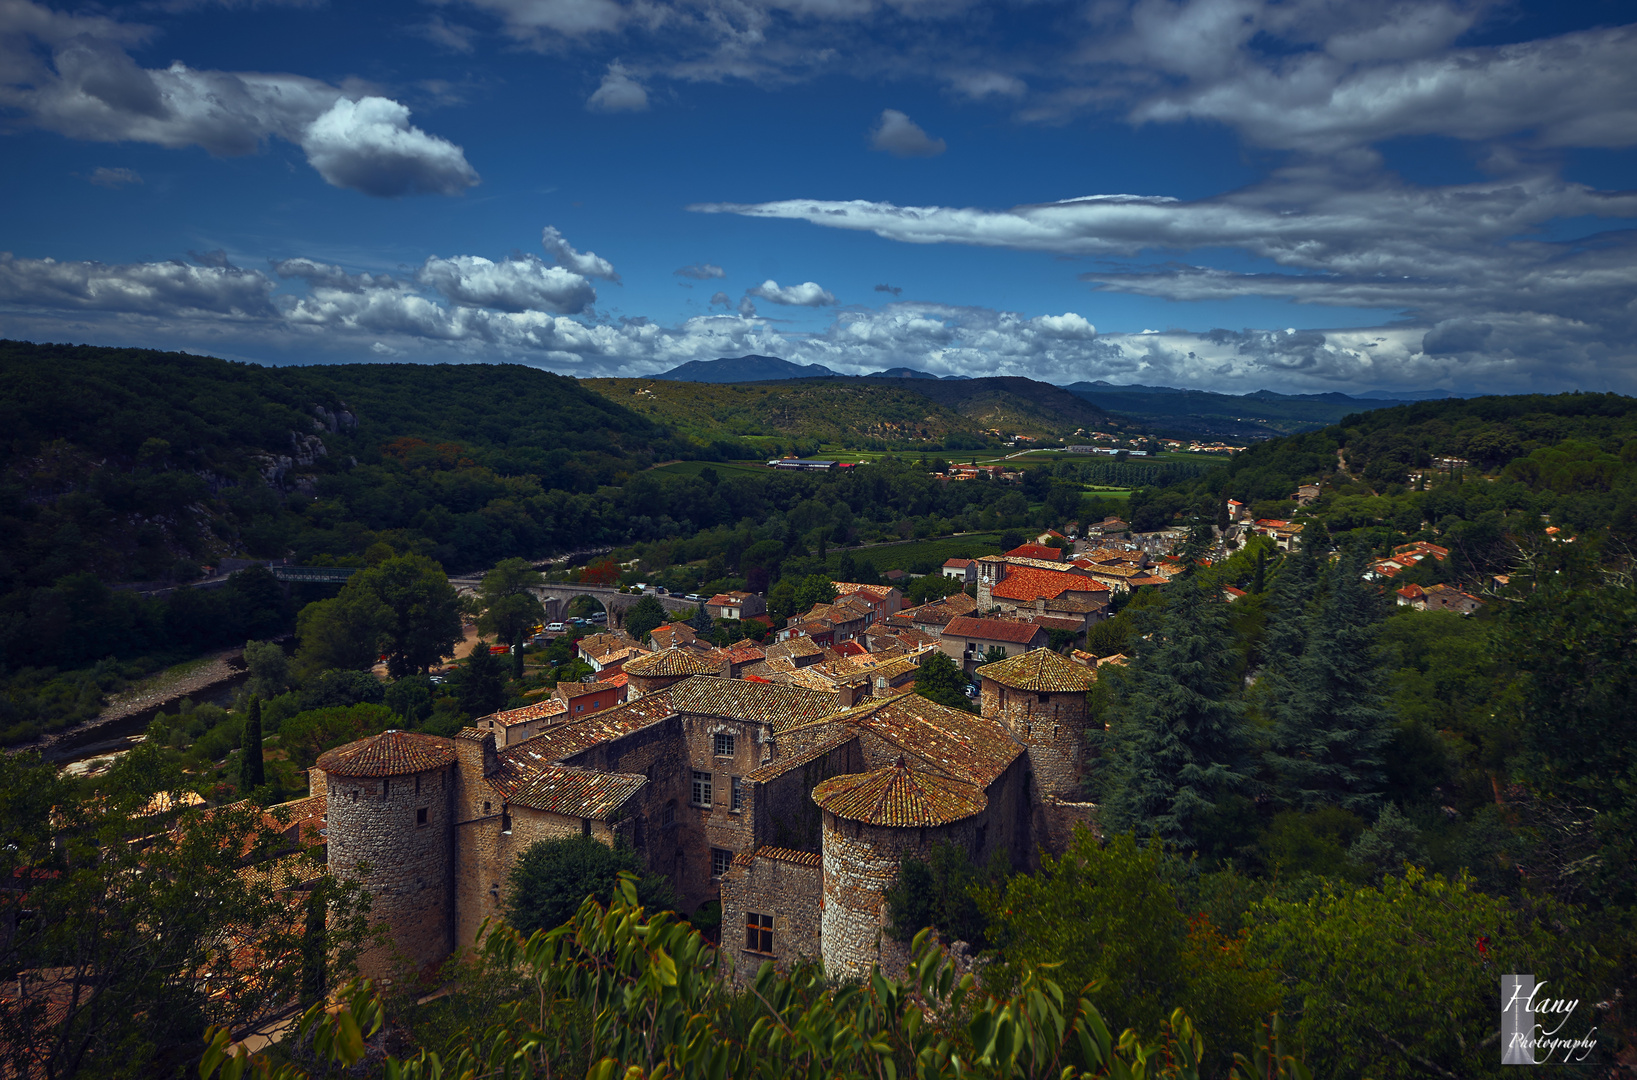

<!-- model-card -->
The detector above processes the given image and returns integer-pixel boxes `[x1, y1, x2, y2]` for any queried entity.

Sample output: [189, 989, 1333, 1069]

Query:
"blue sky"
[1, 0, 1633, 394]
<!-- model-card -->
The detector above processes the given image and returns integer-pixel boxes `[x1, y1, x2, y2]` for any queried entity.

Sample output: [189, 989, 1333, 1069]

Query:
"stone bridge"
[450, 578, 700, 630]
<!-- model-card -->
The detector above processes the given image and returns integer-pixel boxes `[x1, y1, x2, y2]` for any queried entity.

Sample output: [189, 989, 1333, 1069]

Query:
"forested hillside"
[1130, 392, 1637, 565]
[585, 374, 1131, 447]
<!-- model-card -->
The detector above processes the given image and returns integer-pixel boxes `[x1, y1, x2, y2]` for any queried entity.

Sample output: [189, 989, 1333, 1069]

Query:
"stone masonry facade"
[316, 649, 1099, 985]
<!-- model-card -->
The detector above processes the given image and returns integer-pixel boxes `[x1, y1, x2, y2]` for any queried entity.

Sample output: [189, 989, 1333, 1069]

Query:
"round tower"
[317, 730, 458, 981]
[977, 649, 1095, 800]
[622, 646, 723, 699]
[812, 760, 986, 982]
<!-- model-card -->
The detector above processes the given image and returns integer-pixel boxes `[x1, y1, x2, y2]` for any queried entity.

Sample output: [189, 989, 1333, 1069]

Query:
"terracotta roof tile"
[942, 616, 1046, 645]
[813, 760, 986, 827]
[556, 680, 619, 699]
[991, 567, 1110, 602]
[748, 846, 821, 868]
[624, 646, 723, 677]
[509, 764, 646, 818]
[483, 699, 567, 727]
[316, 730, 456, 777]
[668, 676, 844, 731]
[1004, 543, 1064, 560]
[979, 648, 1096, 692]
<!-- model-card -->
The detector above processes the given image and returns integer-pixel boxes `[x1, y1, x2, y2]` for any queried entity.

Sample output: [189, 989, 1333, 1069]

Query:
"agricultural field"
[832, 532, 1005, 573]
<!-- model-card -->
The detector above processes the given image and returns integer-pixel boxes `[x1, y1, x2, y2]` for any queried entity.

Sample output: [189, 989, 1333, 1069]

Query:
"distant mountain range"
[648, 356, 1467, 439]
[656, 357, 971, 383]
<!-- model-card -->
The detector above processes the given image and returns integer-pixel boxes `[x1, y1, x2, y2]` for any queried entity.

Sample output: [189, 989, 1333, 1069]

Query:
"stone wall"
[820, 810, 985, 983]
[746, 737, 862, 853]
[323, 764, 454, 981]
[981, 683, 1090, 802]
[1036, 799, 1100, 857]
[718, 851, 823, 987]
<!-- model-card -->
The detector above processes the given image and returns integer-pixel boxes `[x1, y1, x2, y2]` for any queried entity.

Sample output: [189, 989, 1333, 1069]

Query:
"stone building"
[313, 649, 1098, 985]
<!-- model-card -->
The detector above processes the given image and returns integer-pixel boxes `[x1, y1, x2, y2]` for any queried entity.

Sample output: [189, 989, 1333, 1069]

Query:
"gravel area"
[25, 647, 247, 756]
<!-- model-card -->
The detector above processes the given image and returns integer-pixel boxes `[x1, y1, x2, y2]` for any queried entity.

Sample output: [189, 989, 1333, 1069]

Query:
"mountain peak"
[655, 356, 837, 383]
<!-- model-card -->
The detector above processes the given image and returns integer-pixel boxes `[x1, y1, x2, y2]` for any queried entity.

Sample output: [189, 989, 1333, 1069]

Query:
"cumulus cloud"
[0, 0, 478, 196]
[86, 166, 141, 187]
[586, 62, 648, 112]
[6, 245, 1637, 393]
[748, 279, 837, 306]
[416, 254, 596, 313]
[675, 262, 726, 279]
[541, 226, 621, 281]
[874, 283, 902, 295]
[709, 291, 732, 306]
[869, 109, 946, 157]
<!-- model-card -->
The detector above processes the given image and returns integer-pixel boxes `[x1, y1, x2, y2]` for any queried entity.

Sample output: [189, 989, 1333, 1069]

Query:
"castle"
[307, 647, 1098, 983]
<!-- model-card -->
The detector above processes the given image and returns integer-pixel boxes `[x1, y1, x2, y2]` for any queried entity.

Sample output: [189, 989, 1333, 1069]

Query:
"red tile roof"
[316, 730, 457, 777]
[979, 648, 1096, 692]
[812, 760, 986, 827]
[942, 615, 1046, 644]
[624, 647, 722, 677]
[509, 764, 646, 818]
[990, 567, 1109, 603]
[1004, 543, 1064, 560]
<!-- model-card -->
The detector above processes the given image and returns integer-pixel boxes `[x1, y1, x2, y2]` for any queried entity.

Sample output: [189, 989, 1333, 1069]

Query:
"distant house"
[833, 582, 904, 615]
[942, 558, 977, 584]
[474, 698, 567, 748]
[1222, 585, 1248, 602]
[706, 591, 766, 621]
[1004, 543, 1065, 561]
[577, 630, 650, 674]
[767, 458, 840, 471]
[939, 616, 1049, 673]
[1292, 483, 1322, 506]
[1396, 582, 1484, 614]
[554, 679, 624, 716]
[1086, 517, 1130, 536]
[648, 623, 700, 652]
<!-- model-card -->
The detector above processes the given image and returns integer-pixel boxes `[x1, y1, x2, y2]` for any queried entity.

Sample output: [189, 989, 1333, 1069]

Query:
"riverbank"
[22, 648, 249, 761]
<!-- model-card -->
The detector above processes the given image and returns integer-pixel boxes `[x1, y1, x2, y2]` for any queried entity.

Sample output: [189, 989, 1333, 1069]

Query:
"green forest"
[5, 341, 1637, 1077]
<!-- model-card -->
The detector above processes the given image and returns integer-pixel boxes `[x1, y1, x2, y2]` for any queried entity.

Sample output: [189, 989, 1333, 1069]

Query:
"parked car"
[684, 593, 707, 603]
[590, 612, 607, 623]
[547, 622, 566, 632]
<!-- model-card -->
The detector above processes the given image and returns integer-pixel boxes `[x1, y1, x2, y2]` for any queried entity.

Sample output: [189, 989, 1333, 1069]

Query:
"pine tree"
[1261, 538, 1321, 662]
[1251, 548, 1267, 595]
[690, 602, 714, 635]
[1266, 546, 1395, 812]
[458, 646, 507, 717]
[238, 695, 265, 794]
[1094, 565, 1252, 847]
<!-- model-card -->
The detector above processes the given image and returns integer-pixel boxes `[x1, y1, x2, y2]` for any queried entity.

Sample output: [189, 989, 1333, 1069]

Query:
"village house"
[1396, 582, 1485, 614]
[1003, 543, 1065, 561]
[577, 630, 651, 674]
[942, 558, 977, 585]
[938, 616, 1049, 672]
[649, 623, 702, 652]
[1292, 483, 1322, 506]
[707, 591, 767, 621]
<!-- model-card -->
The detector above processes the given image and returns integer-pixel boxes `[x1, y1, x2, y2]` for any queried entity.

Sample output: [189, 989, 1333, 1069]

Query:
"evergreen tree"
[913, 651, 975, 712]
[238, 695, 265, 793]
[1251, 549, 1267, 595]
[1093, 566, 1252, 847]
[1260, 538, 1321, 664]
[458, 646, 507, 717]
[299, 878, 328, 1008]
[1265, 545, 1394, 813]
[624, 596, 668, 642]
[690, 602, 714, 635]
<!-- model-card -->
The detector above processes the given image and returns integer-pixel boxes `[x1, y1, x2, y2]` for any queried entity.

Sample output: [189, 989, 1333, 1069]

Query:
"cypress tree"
[299, 878, 327, 1007]
[238, 695, 265, 793]
[690, 602, 714, 636]
[1266, 545, 1395, 812]
[1094, 562, 1252, 847]
[1251, 548, 1267, 595]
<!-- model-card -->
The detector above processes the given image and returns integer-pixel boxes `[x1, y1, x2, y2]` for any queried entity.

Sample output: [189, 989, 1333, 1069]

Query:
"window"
[692, 770, 713, 807]
[745, 912, 774, 954]
[483, 801, 491, 814]
[416, 807, 428, 827]
[662, 801, 676, 826]
[582, 818, 592, 836]
[730, 776, 744, 812]
[501, 810, 512, 833]
[714, 732, 735, 756]
[711, 848, 734, 878]
[1038, 693, 1049, 703]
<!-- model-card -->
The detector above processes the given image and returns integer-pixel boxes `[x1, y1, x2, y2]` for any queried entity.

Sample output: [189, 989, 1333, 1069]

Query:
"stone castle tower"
[312, 731, 458, 980]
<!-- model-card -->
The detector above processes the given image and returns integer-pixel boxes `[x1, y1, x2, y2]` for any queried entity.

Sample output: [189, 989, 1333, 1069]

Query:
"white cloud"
[86, 166, 141, 188]
[869, 109, 946, 157]
[709, 291, 732, 306]
[0, 0, 478, 196]
[675, 262, 726, 279]
[300, 97, 479, 197]
[586, 62, 649, 112]
[5, 245, 1636, 393]
[416, 254, 596, 314]
[541, 226, 621, 281]
[748, 279, 837, 306]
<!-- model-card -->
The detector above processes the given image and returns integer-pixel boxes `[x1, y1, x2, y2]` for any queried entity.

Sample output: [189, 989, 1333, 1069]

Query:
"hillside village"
[302, 482, 1499, 987]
